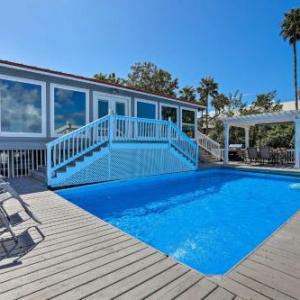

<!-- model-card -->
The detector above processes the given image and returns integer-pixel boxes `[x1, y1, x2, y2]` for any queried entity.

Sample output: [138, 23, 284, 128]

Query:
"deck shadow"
[0, 226, 44, 269]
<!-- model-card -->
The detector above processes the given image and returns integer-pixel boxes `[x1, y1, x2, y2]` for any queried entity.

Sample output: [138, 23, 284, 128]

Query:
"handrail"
[197, 130, 223, 161]
[47, 115, 110, 148]
[47, 114, 198, 182]
[47, 115, 110, 180]
[113, 115, 198, 164]
[170, 123, 198, 163]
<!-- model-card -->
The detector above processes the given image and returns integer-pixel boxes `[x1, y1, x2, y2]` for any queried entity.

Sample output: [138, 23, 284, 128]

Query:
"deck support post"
[294, 113, 300, 168]
[224, 122, 230, 164]
[245, 126, 250, 149]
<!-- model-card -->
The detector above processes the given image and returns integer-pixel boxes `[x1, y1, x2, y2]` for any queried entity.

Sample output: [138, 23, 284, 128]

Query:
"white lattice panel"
[50, 143, 196, 187]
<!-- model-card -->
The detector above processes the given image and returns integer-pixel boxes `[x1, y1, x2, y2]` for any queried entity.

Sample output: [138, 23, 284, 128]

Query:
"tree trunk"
[293, 42, 299, 110]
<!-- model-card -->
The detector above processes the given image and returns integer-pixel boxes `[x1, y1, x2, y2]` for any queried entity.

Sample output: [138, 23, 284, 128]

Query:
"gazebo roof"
[223, 110, 299, 127]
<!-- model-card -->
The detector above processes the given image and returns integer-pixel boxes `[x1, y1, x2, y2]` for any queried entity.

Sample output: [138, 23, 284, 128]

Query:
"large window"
[0, 76, 45, 137]
[161, 105, 178, 124]
[181, 108, 196, 138]
[51, 84, 89, 136]
[136, 99, 157, 119]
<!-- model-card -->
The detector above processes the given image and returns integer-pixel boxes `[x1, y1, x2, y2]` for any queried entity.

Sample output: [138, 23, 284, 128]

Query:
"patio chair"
[278, 148, 288, 165]
[0, 206, 44, 265]
[260, 147, 272, 164]
[0, 180, 44, 265]
[0, 181, 41, 224]
[0, 207, 17, 243]
[247, 147, 258, 164]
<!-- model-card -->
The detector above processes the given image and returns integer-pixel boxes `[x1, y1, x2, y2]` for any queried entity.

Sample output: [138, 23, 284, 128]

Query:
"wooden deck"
[0, 177, 299, 299]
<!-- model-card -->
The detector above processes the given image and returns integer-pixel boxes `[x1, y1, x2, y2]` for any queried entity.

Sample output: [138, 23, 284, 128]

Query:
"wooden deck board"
[175, 278, 217, 299]
[203, 287, 235, 300]
[0, 177, 299, 299]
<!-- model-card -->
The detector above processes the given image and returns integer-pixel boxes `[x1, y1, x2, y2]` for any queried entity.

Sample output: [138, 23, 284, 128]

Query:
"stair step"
[199, 146, 219, 163]
[30, 169, 47, 183]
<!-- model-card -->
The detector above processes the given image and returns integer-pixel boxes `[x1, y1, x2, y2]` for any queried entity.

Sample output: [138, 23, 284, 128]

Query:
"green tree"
[241, 91, 282, 115]
[126, 62, 178, 96]
[281, 8, 300, 110]
[94, 72, 123, 84]
[197, 77, 218, 133]
[179, 86, 197, 102]
[227, 90, 245, 116]
[241, 92, 287, 147]
[211, 93, 230, 116]
[208, 91, 245, 145]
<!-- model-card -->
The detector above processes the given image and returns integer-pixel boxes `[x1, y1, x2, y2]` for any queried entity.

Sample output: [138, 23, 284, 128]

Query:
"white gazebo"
[223, 110, 300, 168]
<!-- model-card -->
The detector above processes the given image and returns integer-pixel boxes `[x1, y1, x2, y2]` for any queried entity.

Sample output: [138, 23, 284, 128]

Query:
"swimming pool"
[57, 168, 300, 275]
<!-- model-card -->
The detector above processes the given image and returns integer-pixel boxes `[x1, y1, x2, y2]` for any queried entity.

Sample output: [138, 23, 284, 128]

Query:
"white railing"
[47, 115, 110, 180]
[0, 149, 46, 178]
[286, 149, 294, 163]
[112, 115, 170, 142]
[112, 116, 198, 163]
[47, 114, 198, 182]
[170, 123, 198, 163]
[197, 131, 223, 161]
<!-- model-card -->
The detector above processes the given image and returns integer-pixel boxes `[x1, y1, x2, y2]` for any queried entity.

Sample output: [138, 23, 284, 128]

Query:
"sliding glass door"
[93, 93, 128, 120]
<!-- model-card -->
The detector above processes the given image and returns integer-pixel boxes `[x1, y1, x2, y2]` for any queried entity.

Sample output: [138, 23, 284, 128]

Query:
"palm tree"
[281, 8, 300, 110]
[179, 86, 197, 102]
[197, 77, 218, 133]
[211, 93, 230, 116]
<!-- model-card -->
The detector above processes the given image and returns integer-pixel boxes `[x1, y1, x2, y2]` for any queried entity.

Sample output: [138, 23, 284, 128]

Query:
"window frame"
[50, 83, 89, 137]
[134, 98, 158, 119]
[93, 91, 130, 120]
[0, 74, 46, 137]
[160, 103, 179, 125]
[180, 107, 198, 139]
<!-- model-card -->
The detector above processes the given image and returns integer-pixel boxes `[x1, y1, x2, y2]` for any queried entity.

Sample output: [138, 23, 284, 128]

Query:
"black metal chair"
[259, 147, 272, 164]
[247, 147, 258, 164]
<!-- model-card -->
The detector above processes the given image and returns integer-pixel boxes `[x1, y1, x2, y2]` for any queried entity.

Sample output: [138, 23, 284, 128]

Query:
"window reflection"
[182, 109, 196, 138]
[137, 101, 156, 119]
[161, 106, 177, 123]
[0, 78, 42, 134]
[98, 100, 109, 118]
[54, 87, 86, 134]
[116, 102, 125, 116]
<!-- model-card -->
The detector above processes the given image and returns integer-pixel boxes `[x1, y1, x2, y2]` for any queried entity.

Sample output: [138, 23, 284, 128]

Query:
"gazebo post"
[245, 126, 250, 149]
[294, 112, 300, 168]
[224, 122, 230, 164]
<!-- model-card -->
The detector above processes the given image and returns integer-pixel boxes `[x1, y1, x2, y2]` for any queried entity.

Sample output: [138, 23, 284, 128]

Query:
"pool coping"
[223, 207, 300, 276]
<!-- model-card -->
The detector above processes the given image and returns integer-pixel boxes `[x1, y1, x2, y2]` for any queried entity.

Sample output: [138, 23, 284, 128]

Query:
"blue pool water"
[57, 168, 300, 274]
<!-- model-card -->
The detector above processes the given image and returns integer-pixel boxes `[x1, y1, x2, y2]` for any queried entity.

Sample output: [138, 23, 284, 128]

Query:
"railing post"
[46, 144, 52, 185]
[109, 112, 114, 145]
[108, 112, 114, 180]
[168, 117, 172, 145]
[224, 122, 230, 164]
[294, 112, 300, 168]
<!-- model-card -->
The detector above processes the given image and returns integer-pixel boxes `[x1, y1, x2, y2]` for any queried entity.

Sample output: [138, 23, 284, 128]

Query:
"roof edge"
[0, 59, 205, 109]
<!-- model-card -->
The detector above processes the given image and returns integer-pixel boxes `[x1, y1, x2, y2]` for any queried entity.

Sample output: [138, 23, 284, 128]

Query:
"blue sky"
[0, 0, 299, 104]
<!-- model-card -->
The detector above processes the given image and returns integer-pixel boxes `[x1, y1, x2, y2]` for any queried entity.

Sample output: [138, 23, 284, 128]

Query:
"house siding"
[0, 65, 201, 149]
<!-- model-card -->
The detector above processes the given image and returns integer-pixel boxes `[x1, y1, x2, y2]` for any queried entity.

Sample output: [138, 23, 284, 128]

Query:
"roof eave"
[0, 59, 206, 109]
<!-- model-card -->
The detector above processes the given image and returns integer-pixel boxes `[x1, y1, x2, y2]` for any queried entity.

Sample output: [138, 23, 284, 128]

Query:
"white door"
[93, 93, 129, 120]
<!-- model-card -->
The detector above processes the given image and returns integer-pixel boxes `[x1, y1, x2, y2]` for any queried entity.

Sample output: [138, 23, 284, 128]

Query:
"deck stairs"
[199, 148, 219, 163]
[197, 131, 223, 162]
[39, 115, 198, 188]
